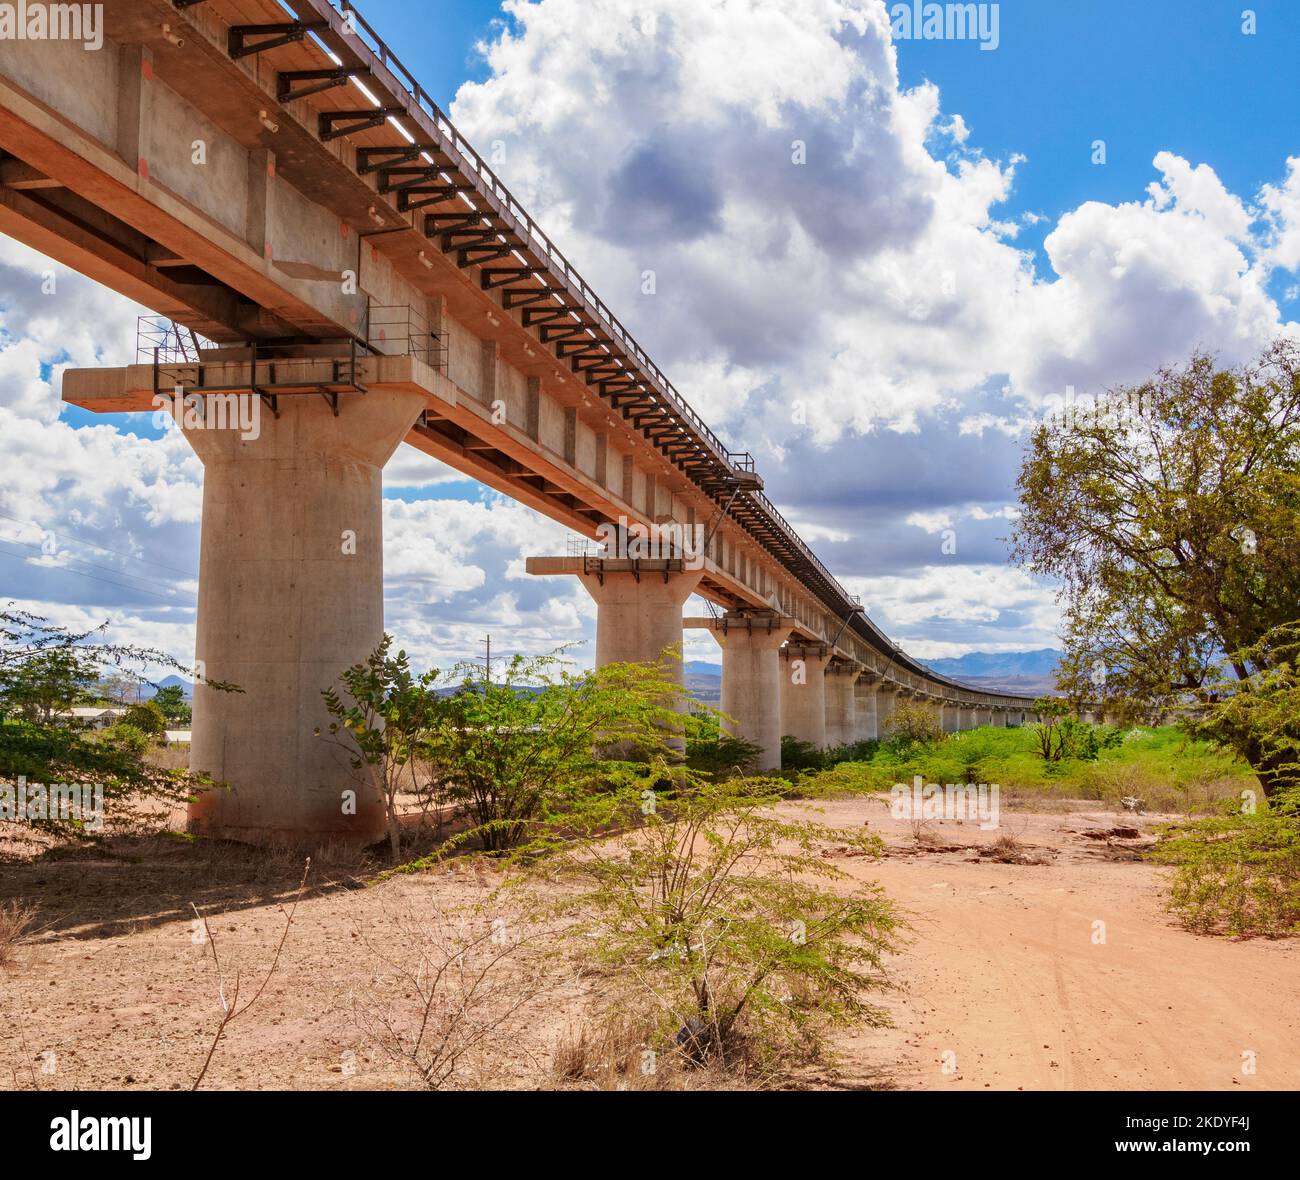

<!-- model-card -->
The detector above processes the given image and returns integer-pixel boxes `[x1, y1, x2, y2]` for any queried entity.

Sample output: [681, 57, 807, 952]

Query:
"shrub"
[0, 719, 196, 838]
[686, 715, 762, 776]
[0, 899, 36, 968]
[779, 735, 827, 774]
[1150, 796, 1300, 937]
[882, 699, 945, 748]
[519, 770, 900, 1075]
[423, 648, 700, 855]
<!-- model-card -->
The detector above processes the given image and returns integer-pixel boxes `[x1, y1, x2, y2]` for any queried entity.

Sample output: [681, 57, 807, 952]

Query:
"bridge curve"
[1, 0, 1040, 842]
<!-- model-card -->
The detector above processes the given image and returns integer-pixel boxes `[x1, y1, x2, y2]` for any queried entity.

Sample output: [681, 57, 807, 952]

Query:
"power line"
[0, 542, 194, 605]
[0, 509, 197, 579]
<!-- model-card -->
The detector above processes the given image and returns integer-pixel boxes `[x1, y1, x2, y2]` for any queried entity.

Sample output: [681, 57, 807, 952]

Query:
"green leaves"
[1012, 342, 1300, 784]
[513, 769, 899, 1071]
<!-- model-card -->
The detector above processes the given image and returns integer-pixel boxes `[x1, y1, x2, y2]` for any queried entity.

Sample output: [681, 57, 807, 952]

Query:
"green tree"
[1011, 342, 1300, 794]
[319, 635, 442, 862]
[0, 648, 97, 723]
[152, 684, 192, 725]
[122, 700, 168, 739]
[0, 605, 232, 840]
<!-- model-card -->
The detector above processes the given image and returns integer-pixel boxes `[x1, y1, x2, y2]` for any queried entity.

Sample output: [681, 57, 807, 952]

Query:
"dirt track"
[818, 799, 1300, 1090]
[3, 798, 1298, 1090]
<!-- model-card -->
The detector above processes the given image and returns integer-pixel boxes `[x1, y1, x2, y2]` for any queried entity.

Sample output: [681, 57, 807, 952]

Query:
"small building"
[62, 706, 125, 730]
[161, 730, 192, 747]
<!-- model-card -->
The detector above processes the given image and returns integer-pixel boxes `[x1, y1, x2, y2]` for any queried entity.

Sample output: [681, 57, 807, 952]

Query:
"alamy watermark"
[0, 3, 104, 50]
[1043, 383, 1151, 431]
[890, 2, 1000, 51]
[153, 389, 262, 441]
[1, 776, 104, 831]
[595, 515, 707, 570]
[891, 774, 1000, 830]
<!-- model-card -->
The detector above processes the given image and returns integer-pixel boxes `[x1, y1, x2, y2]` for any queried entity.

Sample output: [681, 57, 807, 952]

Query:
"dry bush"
[0, 900, 37, 969]
[349, 896, 560, 1090]
[986, 833, 1025, 863]
[979, 831, 1054, 865]
[551, 1007, 765, 1091]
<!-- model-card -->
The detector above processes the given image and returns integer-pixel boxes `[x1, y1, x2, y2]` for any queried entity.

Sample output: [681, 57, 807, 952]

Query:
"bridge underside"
[6, 0, 1040, 843]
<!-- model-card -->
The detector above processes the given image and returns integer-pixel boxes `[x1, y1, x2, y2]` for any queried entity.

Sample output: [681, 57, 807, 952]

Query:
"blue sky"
[3, 0, 1299, 671]
[356, 0, 1300, 296]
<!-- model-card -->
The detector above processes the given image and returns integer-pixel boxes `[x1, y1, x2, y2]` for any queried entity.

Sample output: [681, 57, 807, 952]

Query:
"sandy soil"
[2, 797, 1297, 1091]
[820, 798, 1300, 1091]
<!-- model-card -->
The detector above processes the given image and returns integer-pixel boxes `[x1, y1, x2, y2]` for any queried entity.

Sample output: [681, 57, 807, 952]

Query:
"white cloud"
[6, 0, 1300, 665]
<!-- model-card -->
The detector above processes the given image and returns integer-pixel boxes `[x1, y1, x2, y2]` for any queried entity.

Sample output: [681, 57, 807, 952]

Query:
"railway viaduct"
[0, 0, 1039, 844]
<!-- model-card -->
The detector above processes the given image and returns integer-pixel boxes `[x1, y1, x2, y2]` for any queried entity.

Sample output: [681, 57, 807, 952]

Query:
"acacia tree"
[319, 635, 442, 862]
[1011, 342, 1300, 793]
[0, 606, 223, 838]
[519, 772, 900, 1073]
[424, 647, 698, 855]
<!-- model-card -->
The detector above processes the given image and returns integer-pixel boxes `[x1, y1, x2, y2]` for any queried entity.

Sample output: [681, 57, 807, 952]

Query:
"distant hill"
[684, 661, 722, 703]
[142, 674, 194, 701]
[920, 649, 1061, 695]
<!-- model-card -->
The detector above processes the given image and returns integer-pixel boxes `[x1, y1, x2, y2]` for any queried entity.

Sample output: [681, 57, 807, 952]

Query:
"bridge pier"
[940, 700, 960, 733]
[853, 672, 880, 741]
[876, 681, 900, 738]
[573, 562, 703, 688]
[702, 613, 790, 771]
[780, 644, 830, 749]
[825, 663, 860, 748]
[185, 387, 426, 846]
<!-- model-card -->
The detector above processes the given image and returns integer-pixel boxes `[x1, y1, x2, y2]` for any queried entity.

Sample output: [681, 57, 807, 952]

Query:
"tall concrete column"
[185, 387, 426, 845]
[853, 673, 880, 741]
[705, 614, 789, 771]
[940, 700, 959, 733]
[876, 681, 900, 737]
[576, 564, 703, 685]
[824, 663, 860, 748]
[780, 644, 830, 748]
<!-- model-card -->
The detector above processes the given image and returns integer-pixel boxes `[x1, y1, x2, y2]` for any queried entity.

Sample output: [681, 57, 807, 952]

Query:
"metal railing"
[177, 0, 1038, 704]
[365, 303, 446, 369]
[139, 305, 442, 395]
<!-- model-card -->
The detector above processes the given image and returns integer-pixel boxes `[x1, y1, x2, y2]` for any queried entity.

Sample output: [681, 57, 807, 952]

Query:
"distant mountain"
[923, 649, 1061, 678]
[140, 675, 194, 701]
[684, 661, 722, 703]
[921, 649, 1062, 695]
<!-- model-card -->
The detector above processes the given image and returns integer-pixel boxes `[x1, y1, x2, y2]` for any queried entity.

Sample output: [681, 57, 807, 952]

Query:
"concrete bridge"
[1, 0, 1038, 844]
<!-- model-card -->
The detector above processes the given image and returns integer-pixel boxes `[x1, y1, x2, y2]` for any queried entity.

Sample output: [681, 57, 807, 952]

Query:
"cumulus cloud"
[5, 0, 1300, 669]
